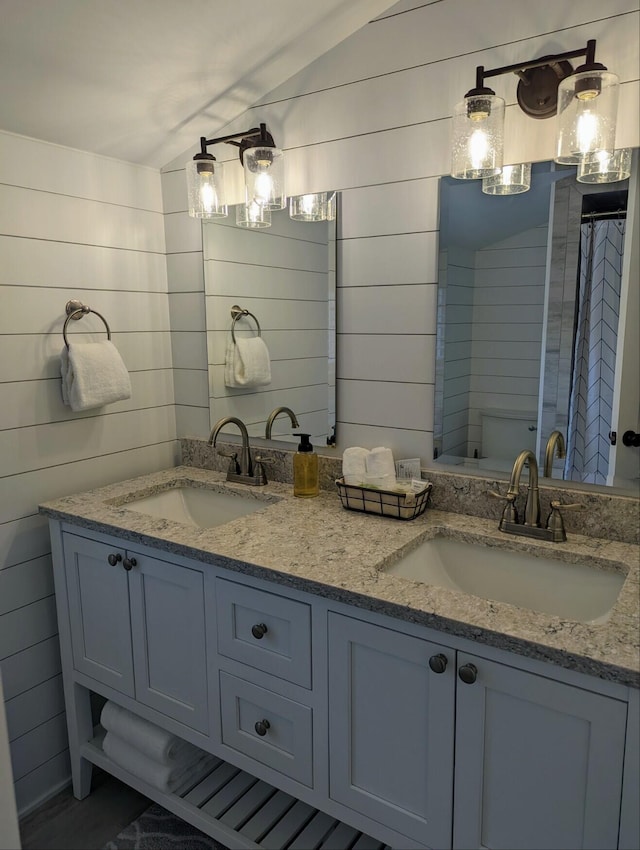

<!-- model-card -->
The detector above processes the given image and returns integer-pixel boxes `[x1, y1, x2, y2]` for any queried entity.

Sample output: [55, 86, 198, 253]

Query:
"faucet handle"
[217, 449, 240, 475]
[253, 455, 272, 485]
[549, 500, 584, 511]
[489, 490, 518, 524]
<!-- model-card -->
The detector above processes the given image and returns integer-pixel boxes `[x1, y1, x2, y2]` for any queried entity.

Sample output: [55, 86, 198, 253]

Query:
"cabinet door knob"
[123, 557, 137, 571]
[458, 663, 478, 684]
[429, 653, 448, 674]
[107, 553, 122, 566]
[251, 623, 268, 639]
[254, 719, 271, 736]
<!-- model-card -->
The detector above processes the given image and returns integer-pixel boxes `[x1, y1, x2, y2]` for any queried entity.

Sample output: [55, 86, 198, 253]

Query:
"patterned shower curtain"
[564, 217, 626, 484]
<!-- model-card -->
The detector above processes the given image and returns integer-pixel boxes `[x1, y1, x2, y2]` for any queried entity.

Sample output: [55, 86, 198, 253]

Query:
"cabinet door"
[62, 534, 134, 696]
[328, 613, 455, 849]
[454, 652, 627, 850]
[128, 552, 208, 733]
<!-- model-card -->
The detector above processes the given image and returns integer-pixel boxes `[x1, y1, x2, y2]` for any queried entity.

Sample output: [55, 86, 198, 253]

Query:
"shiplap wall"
[204, 212, 332, 444]
[467, 225, 548, 457]
[0, 130, 178, 815]
[162, 0, 640, 460]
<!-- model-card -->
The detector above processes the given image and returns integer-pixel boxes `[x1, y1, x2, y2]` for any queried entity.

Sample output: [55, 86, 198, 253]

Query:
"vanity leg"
[65, 683, 94, 799]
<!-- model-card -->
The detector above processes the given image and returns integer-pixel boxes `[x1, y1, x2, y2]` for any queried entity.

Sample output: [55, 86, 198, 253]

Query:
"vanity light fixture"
[482, 163, 532, 195]
[577, 148, 632, 184]
[451, 40, 619, 180]
[187, 123, 285, 219]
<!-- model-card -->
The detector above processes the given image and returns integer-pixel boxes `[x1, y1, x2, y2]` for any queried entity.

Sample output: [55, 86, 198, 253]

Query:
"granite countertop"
[39, 466, 640, 688]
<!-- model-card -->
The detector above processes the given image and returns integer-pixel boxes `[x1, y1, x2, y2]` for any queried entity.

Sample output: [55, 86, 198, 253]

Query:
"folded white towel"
[61, 341, 131, 411]
[342, 447, 369, 485]
[100, 701, 198, 765]
[102, 732, 217, 792]
[224, 336, 272, 388]
[365, 447, 396, 488]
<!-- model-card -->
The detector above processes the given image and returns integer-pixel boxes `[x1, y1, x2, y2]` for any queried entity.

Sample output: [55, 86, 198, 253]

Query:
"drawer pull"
[429, 653, 448, 674]
[458, 663, 478, 684]
[254, 719, 271, 736]
[107, 553, 122, 566]
[251, 623, 268, 639]
[123, 557, 137, 571]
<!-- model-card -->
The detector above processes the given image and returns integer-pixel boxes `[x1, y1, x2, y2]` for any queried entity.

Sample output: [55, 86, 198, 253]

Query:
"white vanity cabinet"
[62, 532, 208, 734]
[48, 522, 637, 850]
[328, 613, 631, 850]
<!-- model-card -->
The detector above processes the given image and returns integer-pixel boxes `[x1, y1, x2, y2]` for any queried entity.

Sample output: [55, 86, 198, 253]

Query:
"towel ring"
[63, 300, 112, 349]
[230, 304, 261, 344]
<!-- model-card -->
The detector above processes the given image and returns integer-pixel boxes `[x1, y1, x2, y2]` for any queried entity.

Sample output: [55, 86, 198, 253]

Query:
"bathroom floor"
[19, 769, 150, 850]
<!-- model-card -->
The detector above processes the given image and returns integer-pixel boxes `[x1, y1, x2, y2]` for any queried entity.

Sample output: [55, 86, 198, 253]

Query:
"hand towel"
[61, 341, 131, 411]
[102, 732, 217, 792]
[365, 447, 396, 488]
[224, 336, 272, 388]
[100, 701, 197, 764]
[342, 447, 369, 485]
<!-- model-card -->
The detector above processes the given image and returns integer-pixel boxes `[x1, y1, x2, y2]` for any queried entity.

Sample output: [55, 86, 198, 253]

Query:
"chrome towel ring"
[63, 299, 112, 349]
[230, 304, 262, 344]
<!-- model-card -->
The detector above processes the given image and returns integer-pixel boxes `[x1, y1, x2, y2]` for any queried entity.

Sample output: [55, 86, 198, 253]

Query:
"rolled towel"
[365, 447, 396, 488]
[100, 701, 195, 764]
[103, 732, 217, 793]
[224, 336, 271, 388]
[342, 447, 369, 485]
[61, 341, 131, 412]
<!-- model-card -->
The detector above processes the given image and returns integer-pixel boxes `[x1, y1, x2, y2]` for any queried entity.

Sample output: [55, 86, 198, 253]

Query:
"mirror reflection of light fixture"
[482, 163, 532, 195]
[187, 123, 285, 219]
[577, 148, 632, 184]
[451, 40, 619, 182]
[289, 192, 329, 221]
[236, 199, 272, 228]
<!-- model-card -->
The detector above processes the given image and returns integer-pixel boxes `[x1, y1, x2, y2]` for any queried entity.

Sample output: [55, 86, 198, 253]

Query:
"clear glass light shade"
[555, 70, 619, 164]
[243, 146, 286, 209]
[577, 148, 632, 183]
[482, 163, 532, 195]
[289, 192, 328, 221]
[186, 159, 227, 219]
[236, 199, 271, 228]
[451, 94, 505, 179]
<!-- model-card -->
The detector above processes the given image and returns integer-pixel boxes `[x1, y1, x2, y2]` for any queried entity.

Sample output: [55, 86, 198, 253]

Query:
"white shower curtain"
[564, 217, 626, 484]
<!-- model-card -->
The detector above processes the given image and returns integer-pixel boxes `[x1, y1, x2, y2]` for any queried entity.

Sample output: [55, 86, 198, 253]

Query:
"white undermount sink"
[118, 485, 274, 529]
[382, 535, 626, 624]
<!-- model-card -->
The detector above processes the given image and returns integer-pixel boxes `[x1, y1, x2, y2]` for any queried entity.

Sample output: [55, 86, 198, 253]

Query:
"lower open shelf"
[82, 731, 391, 850]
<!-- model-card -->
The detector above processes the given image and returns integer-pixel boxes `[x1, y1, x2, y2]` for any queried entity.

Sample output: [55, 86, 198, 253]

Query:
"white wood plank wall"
[0, 130, 178, 815]
[162, 0, 640, 460]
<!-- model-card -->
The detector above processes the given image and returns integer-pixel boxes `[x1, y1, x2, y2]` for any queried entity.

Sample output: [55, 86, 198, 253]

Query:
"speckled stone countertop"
[40, 466, 640, 688]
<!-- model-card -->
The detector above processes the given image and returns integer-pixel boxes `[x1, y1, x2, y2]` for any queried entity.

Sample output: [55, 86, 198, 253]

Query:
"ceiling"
[0, 0, 397, 169]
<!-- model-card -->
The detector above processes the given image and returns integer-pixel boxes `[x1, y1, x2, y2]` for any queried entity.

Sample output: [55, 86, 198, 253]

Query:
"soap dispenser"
[293, 433, 319, 498]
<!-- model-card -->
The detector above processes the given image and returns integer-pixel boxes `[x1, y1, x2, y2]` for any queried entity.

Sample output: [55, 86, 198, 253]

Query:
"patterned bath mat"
[103, 803, 230, 850]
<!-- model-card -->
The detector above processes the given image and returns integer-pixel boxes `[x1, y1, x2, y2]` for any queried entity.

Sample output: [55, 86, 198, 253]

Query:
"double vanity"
[40, 460, 640, 850]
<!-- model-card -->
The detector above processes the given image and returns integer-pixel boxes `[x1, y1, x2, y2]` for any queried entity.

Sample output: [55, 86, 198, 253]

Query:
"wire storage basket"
[335, 478, 432, 521]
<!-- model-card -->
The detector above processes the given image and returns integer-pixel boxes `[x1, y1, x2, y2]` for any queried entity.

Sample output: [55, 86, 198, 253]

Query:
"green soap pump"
[293, 433, 319, 498]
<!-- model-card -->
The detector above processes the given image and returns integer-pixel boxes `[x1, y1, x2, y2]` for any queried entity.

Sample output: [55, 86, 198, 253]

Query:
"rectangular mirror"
[434, 154, 638, 491]
[203, 193, 337, 447]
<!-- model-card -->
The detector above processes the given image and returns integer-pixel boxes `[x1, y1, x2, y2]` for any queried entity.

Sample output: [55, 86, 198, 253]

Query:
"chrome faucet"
[491, 448, 581, 542]
[208, 416, 267, 485]
[543, 430, 566, 477]
[265, 406, 300, 440]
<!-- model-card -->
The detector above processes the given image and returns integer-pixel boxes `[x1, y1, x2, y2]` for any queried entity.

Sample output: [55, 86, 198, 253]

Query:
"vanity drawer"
[216, 578, 311, 688]
[219, 671, 313, 787]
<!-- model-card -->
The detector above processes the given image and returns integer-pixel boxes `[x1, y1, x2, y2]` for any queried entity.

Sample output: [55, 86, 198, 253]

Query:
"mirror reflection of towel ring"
[63, 300, 112, 349]
[230, 304, 261, 344]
